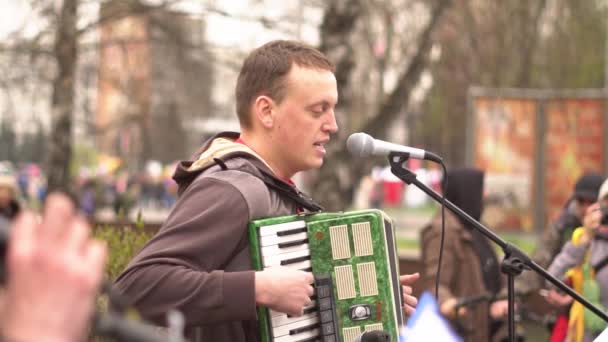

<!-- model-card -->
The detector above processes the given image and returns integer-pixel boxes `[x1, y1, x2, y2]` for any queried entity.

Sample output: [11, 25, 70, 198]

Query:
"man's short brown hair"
[235, 40, 335, 129]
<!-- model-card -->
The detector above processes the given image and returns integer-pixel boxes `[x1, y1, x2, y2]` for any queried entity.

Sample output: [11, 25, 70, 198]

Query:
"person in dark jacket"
[420, 168, 508, 342]
[523, 173, 605, 295]
[114, 40, 419, 342]
[515, 173, 603, 341]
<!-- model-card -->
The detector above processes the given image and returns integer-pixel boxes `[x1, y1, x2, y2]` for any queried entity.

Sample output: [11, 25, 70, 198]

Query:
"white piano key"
[271, 308, 318, 327]
[263, 248, 311, 267]
[261, 242, 310, 258]
[259, 220, 306, 237]
[273, 328, 320, 342]
[260, 232, 308, 247]
[270, 300, 318, 319]
[272, 316, 319, 337]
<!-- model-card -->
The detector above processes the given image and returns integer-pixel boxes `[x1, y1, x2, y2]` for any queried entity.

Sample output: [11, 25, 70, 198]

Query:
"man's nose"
[323, 111, 338, 133]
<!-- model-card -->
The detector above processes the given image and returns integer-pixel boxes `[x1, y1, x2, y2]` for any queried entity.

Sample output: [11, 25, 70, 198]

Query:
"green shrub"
[93, 220, 153, 281]
[89, 220, 154, 341]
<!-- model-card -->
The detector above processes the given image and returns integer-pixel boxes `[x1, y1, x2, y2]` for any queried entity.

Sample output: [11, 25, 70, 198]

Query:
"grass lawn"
[397, 232, 538, 255]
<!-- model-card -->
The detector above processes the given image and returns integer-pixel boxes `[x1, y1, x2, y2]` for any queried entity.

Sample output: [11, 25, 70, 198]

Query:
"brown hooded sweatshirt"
[114, 132, 311, 342]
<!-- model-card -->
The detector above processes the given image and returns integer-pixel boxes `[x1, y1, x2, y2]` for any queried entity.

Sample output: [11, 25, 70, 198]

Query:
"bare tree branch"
[362, 0, 451, 139]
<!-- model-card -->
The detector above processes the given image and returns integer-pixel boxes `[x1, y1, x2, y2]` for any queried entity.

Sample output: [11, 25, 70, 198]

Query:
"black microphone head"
[355, 330, 391, 342]
[347, 132, 375, 157]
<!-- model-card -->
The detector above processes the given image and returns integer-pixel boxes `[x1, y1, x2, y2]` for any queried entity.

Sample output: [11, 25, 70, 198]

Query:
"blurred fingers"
[65, 218, 91, 257]
[40, 193, 76, 244]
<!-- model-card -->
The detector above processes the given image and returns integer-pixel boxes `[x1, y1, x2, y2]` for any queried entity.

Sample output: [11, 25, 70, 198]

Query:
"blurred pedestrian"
[0, 175, 21, 221]
[518, 173, 604, 340]
[420, 168, 508, 342]
[547, 179, 608, 341]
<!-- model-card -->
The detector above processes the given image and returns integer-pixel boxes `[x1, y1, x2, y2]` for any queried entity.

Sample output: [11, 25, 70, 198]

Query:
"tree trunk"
[47, 0, 78, 194]
[311, 0, 362, 211]
[516, 0, 548, 87]
[311, 0, 451, 211]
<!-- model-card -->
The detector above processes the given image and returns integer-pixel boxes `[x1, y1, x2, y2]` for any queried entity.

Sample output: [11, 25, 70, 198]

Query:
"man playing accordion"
[114, 40, 418, 342]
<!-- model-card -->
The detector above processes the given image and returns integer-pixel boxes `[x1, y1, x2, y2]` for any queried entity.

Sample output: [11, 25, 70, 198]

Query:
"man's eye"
[314, 105, 328, 113]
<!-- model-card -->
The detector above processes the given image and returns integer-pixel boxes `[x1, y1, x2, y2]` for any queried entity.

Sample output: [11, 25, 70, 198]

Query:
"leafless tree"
[308, 0, 452, 210]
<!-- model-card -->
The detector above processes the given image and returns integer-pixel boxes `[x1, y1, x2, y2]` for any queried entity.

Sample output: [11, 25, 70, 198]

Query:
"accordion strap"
[212, 158, 324, 213]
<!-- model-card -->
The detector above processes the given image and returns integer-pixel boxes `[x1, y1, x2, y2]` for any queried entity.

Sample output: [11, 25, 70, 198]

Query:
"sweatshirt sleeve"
[547, 240, 589, 287]
[113, 175, 258, 326]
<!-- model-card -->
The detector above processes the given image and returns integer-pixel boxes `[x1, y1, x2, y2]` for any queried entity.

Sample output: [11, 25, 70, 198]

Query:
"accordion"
[248, 209, 404, 342]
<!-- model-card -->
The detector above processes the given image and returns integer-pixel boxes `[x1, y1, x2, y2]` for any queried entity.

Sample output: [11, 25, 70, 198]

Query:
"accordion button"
[320, 310, 333, 323]
[319, 297, 332, 311]
[322, 322, 335, 335]
[323, 335, 336, 342]
[317, 285, 331, 298]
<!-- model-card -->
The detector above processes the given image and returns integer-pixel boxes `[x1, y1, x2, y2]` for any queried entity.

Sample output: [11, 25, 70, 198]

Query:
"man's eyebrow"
[306, 100, 334, 108]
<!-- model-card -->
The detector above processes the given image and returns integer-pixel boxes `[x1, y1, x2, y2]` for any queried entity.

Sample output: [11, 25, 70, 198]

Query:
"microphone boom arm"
[387, 152, 608, 342]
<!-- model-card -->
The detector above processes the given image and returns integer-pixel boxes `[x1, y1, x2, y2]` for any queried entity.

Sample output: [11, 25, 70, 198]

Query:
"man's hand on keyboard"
[400, 272, 419, 315]
[255, 267, 315, 316]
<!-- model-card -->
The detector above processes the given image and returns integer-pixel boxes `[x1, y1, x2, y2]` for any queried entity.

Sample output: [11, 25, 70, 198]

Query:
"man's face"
[575, 196, 595, 220]
[267, 65, 338, 178]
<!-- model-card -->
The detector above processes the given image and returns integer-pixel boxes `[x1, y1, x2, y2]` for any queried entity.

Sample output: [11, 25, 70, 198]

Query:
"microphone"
[346, 132, 442, 163]
[354, 330, 391, 342]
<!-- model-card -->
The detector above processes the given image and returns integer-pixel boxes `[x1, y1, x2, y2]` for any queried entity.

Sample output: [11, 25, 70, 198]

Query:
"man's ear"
[253, 95, 275, 128]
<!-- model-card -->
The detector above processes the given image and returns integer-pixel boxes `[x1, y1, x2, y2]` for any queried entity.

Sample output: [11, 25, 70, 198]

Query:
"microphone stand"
[387, 152, 608, 342]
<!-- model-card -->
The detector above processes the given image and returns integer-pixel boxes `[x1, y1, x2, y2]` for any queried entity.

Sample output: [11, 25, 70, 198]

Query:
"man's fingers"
[306, 285, 314, 297]
[403, 292, 417, 307]
[403, 304, 415, 315]
[403, 285, 413, 295]
[400, 272, 420, 285]
[304, 272, 314, 284]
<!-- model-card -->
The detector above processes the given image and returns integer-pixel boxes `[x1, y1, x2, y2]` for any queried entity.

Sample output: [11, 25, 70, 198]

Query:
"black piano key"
[303, 306, 317, 315]
[280, 255, 311, 266]
[289, 323, 320, 335]
[278, 238, 309, 249]
[276, 227, 307, 236]
[287, 305, 317, 318]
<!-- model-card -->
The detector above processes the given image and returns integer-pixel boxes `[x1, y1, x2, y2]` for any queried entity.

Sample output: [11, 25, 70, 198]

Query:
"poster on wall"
[544, 99, 604, 225]
[474, 98, 536, 232]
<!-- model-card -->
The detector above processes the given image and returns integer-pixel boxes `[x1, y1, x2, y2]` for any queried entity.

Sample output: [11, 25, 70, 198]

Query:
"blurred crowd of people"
[0, 159, 179, 223]
[416, 169, 608, 342]
[74, 162, 179, 220]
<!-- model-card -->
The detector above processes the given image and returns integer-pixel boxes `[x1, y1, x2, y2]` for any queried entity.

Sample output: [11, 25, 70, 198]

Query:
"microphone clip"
[388, 152, 418, 185]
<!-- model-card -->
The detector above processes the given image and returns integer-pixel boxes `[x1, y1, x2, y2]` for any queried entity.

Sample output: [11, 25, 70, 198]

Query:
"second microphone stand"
[388, 152, 608, 342]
